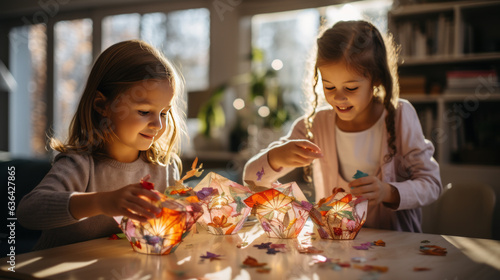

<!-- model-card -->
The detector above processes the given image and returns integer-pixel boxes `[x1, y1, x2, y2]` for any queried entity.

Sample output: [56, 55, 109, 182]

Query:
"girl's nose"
[149, 115, 163, 130]
[333, 90, 347, 101]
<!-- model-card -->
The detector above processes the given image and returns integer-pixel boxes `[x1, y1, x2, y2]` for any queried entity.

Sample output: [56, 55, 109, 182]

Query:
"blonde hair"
[305, 20, 400, 161]
[50, 40, 186, 167]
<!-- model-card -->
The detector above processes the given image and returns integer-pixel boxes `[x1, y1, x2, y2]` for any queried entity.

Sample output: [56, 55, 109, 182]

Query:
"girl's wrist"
[383, 183, 400, 208]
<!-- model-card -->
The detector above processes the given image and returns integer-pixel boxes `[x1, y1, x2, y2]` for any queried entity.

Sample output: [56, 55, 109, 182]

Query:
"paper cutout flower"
[244, 182, 310, 239]
[194, 172, 253, 235]
[310, 188, 367, 240]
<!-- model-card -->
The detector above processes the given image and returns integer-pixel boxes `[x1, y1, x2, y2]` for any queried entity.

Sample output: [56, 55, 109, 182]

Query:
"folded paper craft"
[114, 159, 204, 255]
[309, 187, 368, 240]
[194, 172, 253, 235]
[244, 182, 311, 239]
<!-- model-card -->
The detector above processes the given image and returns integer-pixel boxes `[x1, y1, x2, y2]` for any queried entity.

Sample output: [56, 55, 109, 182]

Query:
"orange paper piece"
[243, 256, 267, 267]
[354, 264, 388, 273]
[420, 245, 447, 256]
[374, 239, 386, 246]
[414, 267, 432, 271]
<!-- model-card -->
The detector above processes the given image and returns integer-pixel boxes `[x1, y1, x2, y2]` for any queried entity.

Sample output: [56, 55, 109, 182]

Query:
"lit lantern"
[244, 182, 311, 239]
[309, 188, 368, 240]
[114, 195, 203, 255]
[115, 158, 204, 255]
[194, 172, 253, 235]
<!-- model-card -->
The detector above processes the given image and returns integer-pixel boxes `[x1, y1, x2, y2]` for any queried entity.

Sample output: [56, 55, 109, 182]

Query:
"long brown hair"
[305, 20, 400, 162]
[50, 40, 186, 167]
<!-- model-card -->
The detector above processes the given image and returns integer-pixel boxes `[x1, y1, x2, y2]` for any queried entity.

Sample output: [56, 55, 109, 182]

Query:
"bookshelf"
[388, 0, 500, 167]
[389, 1, 500, 239]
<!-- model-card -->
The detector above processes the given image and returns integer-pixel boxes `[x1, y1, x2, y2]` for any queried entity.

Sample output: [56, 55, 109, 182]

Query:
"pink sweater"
[243, 99, 442, 232]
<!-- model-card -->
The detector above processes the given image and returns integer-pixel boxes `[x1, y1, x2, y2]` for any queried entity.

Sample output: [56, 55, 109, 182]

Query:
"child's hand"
[99, 183, 162, 223]
[268, 140, 323, 171]
[349, 176, 400, 207]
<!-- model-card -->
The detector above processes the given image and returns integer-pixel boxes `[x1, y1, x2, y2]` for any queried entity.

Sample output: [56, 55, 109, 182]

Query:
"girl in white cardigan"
[243, 21, 442, 232]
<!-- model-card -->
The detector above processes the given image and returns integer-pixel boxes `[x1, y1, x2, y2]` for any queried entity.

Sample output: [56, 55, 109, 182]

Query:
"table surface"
[1, 219, 500, 280]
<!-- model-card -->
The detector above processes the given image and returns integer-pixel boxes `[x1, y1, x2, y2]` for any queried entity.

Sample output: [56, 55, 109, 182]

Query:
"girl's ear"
[93, 91, 108, 116]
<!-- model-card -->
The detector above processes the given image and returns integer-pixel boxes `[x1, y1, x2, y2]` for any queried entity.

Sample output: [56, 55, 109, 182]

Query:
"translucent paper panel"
[54, 19, 92, 140]
[101, 14, 141, 50]
[325, 0, 393, 35]
[8, 24, 47, 157]
[252, 9, 320, 115]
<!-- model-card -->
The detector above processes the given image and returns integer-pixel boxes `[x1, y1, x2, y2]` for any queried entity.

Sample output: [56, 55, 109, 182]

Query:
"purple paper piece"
[196, 187, 215, 201]
[256, 167, 265, 181]
[254, 242, 272, 249]
[300, 201, 313, 211]
[201, 251, 222, 259]
[266, 248, 279, 254]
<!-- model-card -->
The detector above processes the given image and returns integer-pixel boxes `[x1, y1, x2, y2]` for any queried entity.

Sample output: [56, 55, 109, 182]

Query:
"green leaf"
[337, 210, 354, 221]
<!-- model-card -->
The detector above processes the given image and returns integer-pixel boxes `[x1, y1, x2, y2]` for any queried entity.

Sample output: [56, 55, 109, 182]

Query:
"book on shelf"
[444, 69, 499, 94]
[396, 13, 454, 59]
[400, 76, 426, 95]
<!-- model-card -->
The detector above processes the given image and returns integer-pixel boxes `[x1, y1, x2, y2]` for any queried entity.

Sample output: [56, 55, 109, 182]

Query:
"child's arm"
[243, 116, 322, 186]
[356, 100, 441, 210]
[69, 183, 161, 223]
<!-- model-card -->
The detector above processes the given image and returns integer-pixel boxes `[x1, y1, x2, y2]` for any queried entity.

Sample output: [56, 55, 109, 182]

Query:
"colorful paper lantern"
[309, 188, 368, 240]
[114, 193, 203, 255]
[194, 172, 253, 235]
[115, 159, 204, 255]
[244, 182, 311, 239]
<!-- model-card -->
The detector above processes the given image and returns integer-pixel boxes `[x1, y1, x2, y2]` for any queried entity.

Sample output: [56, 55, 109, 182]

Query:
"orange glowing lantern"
[115, 159, 204, 255]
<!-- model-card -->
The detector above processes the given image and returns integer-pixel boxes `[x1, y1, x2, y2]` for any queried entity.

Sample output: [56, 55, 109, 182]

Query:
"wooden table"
[1, 219, 500, 279]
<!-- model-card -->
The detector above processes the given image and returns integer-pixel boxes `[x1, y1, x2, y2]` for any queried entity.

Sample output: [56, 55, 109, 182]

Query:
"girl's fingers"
[294, 140, 323, 155]
[129, 195, 161, 214]
[123, 200, 157, 220]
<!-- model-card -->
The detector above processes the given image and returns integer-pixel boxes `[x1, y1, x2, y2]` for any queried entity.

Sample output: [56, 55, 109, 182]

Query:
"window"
[103, 8, 210, 92]
[54, 19, 93, 140]
[7, 7, 210, 157]
[9, 24, 47, 158]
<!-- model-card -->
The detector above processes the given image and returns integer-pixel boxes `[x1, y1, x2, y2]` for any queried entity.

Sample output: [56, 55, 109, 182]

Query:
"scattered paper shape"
[200, 251, 223, 261]
[420, 245, 447, 256]
[354, 264, 388, 273]
[414, 267, 432, 271]
[374, 239, 386, 246]
[243, 256, 267, 267]
[108, 233, 121, 240]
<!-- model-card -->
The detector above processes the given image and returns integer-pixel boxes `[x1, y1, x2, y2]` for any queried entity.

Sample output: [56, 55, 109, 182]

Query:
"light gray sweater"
[17, 152, 179, 250]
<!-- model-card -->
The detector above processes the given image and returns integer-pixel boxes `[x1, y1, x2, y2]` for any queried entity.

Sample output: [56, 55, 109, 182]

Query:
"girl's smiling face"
[319, 60, 379, 132]
[104, 79, 174, 162]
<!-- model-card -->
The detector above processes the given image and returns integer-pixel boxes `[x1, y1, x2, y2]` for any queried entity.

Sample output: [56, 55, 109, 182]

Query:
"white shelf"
[400, 53, 500, 66]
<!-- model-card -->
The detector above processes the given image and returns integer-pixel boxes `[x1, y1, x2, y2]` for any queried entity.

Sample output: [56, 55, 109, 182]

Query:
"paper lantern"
[244, 182, 311, 239]
[114, 193, 203, 255]
[194, 172, 253, 235]
[115, 158, 204, 255]
[309, 188, 367, 240]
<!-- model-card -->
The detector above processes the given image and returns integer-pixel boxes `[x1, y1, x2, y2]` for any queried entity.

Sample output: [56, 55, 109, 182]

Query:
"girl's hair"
[305, 20, 400, 162]
[50, 40, 186, 167]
